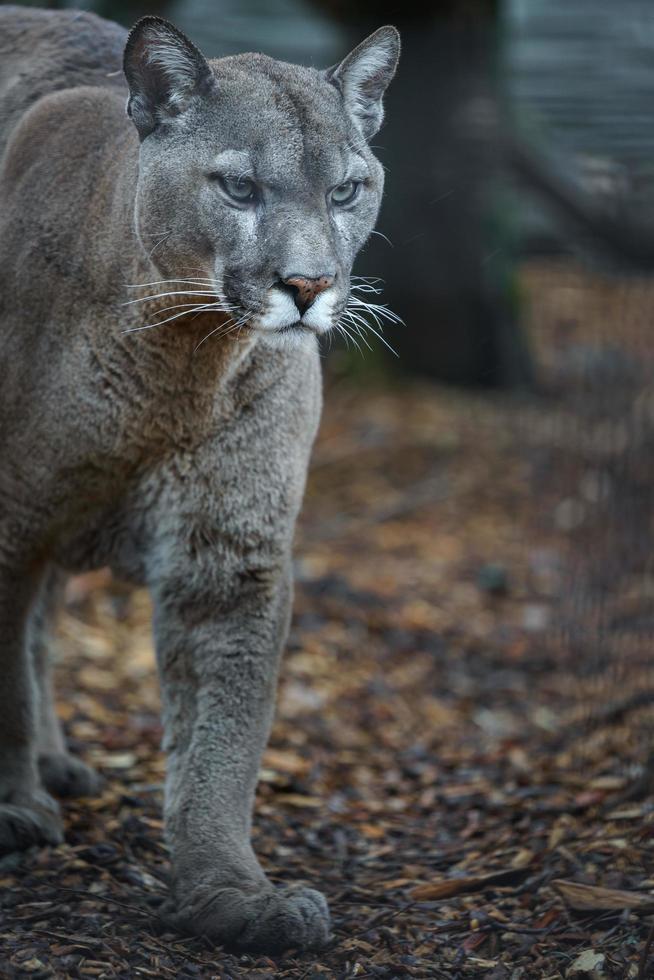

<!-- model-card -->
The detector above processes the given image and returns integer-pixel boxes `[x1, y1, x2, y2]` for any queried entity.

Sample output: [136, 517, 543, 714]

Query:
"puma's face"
[125, 18, 399, 349]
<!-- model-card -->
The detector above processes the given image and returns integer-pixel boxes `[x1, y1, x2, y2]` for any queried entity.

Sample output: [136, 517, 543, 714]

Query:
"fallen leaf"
[574, 790, 605, 808]
[588, 775, 626, 791]
[263, 748, 310, 776]
[383, 877, 414, 890]
[511, 848, 534, 869]
[275, 793, 322, 808]
[552, 879, 654, 913]
[533, 908, 561, 929]
[410, 867, 532, 901]
[359, 823, 386, 839]
[565, 949, 606, 977]
[605, 807, 645, 821]
[463, 931, 487, 953]
[96, 752, 136, 769]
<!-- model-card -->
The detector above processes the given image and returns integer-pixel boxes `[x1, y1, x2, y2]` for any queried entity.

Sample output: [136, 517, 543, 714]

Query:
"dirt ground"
[1, 261, 653, 978]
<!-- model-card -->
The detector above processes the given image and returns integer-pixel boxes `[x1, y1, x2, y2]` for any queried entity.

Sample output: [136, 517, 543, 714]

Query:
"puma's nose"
[281, 274, 335, 316]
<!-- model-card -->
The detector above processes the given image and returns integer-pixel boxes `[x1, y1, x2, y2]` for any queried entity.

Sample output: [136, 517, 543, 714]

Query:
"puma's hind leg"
[30, 568, 102, 799]
[0, 558, 63, 853]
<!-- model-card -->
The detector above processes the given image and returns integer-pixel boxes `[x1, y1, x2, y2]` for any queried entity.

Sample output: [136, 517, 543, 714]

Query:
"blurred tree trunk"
[314, 0, 533, 387]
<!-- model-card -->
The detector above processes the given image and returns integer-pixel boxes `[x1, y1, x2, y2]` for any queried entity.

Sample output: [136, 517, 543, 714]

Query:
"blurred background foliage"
[13, 0, 654, 386]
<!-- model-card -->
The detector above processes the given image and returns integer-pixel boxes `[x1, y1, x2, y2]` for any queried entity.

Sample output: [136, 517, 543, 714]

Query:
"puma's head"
[123, 17, 399, 349]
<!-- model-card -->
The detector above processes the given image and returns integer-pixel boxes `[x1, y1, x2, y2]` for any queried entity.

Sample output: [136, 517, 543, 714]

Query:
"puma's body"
[0, 8, 306, 580]
[0, 6, 398, 951]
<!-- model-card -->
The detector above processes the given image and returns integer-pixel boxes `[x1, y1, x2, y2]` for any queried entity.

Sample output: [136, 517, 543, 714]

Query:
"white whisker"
[342, 322, 366, 357]
[336, 323, 350, 351]
[122, 290, 221, 307]
[194, 312, 252, 352]
[147, 231, 173, 260]
[135, 301, 233, 320]
[122, 303, 226, 334]
[349, 320, 374, 352]
[369, 229, 394, 247]
[125, 278, 223, 290]
[348, 313, 398, 357]
[349, 295, 404, 325]
[351, 283, 383, 295]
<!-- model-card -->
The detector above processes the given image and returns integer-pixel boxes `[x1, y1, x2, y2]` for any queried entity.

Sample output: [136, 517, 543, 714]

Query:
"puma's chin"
[256, 321, 321, 351]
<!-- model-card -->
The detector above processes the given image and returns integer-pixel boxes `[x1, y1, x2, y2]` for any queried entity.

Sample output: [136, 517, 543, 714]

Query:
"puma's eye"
[330, 180, 360, 206]
[215, 175, 257, 204]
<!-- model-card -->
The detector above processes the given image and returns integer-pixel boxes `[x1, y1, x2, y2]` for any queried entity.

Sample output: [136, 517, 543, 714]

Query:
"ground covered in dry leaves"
[1, 261, 653, 978]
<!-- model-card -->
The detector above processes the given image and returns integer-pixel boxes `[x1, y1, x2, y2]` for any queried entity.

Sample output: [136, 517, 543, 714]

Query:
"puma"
[0, 6, 399, 951]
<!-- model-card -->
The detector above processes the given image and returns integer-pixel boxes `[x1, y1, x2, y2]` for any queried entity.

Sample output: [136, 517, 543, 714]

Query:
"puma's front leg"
[153, 552, 329, 953]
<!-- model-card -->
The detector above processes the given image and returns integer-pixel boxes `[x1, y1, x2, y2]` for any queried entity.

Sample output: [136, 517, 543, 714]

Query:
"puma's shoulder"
[0, 6, 126, 157]
[2, 83, 127, 182]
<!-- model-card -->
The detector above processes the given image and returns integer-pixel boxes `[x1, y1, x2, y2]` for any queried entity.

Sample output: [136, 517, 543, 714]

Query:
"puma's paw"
[0, 791, 63, 854]
[168, 883, 331, 953]
[38, 752, 103, 798]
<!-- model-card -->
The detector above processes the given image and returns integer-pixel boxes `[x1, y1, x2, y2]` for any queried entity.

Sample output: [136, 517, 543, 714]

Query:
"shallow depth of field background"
[2, 1, 654, 978]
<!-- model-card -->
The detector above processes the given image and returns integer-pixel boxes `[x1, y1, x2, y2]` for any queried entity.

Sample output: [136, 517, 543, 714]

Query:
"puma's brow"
[342, 165, 371, 184]
[345, 154, 369, 176]
[208, 149, 371, 187]
[210, 149, 254, 176]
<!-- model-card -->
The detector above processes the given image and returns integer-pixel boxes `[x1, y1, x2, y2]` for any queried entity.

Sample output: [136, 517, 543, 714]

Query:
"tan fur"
[0, 6, 398, 952]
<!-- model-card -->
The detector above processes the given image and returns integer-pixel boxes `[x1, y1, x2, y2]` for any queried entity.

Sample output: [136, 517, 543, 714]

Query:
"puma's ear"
[328, 26, 400, 140]
[123, 16, 216, 139]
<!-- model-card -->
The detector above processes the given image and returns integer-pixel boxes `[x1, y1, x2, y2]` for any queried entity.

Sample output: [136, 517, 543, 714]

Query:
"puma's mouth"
[276, 322, 315, 334]
[250, 315, 325, 350]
